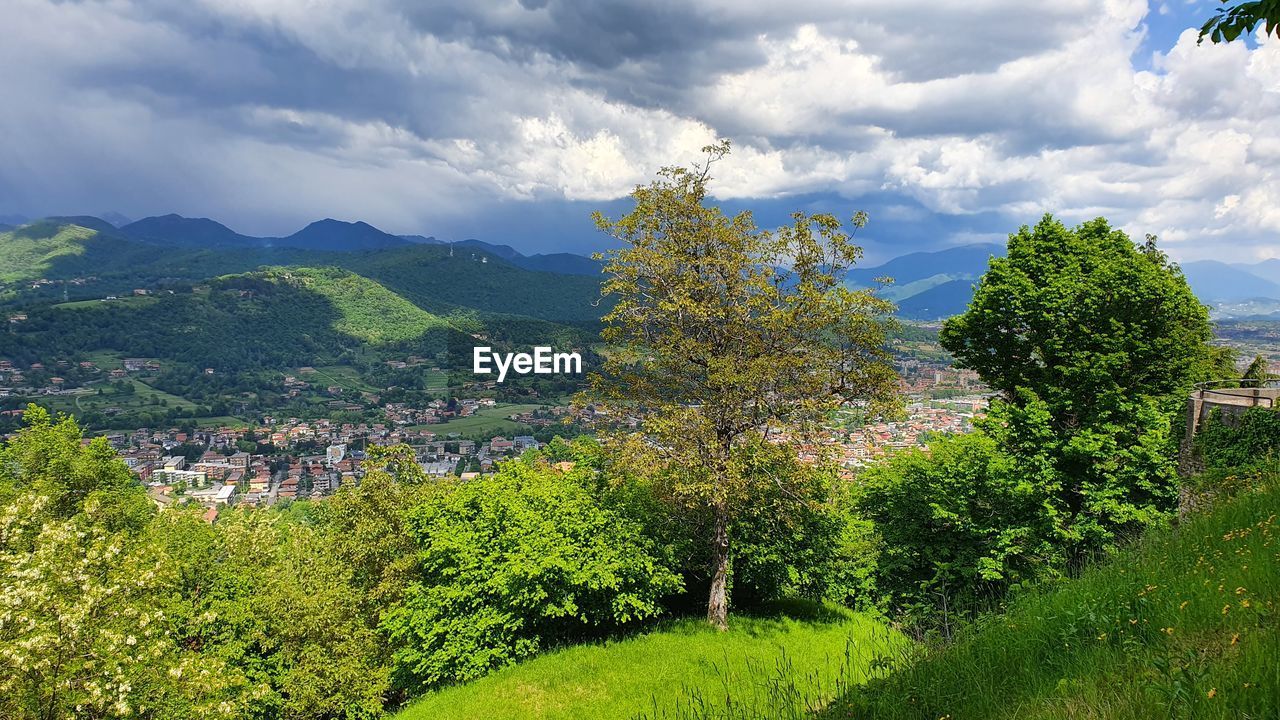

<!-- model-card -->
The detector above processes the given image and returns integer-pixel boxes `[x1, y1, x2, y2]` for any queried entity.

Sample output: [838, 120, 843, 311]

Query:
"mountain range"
[128, 215, 605, 276]
[846, 244, 1280, 320]
[2, 213, 1277, 320]
[11, 213, 603, 277]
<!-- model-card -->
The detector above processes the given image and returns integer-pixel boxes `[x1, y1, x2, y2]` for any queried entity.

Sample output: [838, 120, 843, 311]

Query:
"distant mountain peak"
[279, 218, 409, 251]
[39, 215, 122, 235]
[122, 214, 254, 247]
[1180, 260, 1280, 303]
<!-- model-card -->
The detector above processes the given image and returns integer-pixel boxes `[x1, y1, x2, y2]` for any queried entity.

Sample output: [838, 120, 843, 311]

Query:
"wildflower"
[1162, 627, 1174, 635]
[1222, 605, 1231, 615]
[1179, 600, 1189, 611]
[1207, 688, 1217, 699]
[1231, 633, 1239, 645]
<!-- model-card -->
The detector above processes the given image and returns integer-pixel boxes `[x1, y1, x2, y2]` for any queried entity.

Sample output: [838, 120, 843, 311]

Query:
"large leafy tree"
[941, 216, 1213, 562]
[588, 142, 898, 629]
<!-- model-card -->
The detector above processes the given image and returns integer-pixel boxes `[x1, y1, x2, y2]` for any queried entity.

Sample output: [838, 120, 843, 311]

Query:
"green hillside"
[825, 465, 1280, 720]
[346, 244, 604, 324]
[7, 267, 469, 372]
[1, 220, 604, 327]
[0, 222, 154, 285]
[242, 267, 449, 344]
[395, 604, 904, 720]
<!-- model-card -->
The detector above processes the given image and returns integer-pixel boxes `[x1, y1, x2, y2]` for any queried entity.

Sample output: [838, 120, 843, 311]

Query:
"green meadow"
[826, 464, 1280, 720]
[395, 603, 904, 720]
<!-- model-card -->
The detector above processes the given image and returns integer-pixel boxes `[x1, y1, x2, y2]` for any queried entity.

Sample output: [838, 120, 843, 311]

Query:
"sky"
[1, 0, 1277, 264]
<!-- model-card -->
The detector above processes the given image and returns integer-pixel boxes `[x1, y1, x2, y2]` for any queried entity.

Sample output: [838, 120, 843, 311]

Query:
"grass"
[302, 365, 452, 394]
[413, 402, 547, 437]
[20, 378, 251, 430]
[53, 296, 156, 310]
[303, 365, 382, 394]
[190, 415, 252, 428]
[27, 379, 199, 415]
[394, 603, 905, 720]
[819, 463, 1280, 720]
[258, 267, 450, 344]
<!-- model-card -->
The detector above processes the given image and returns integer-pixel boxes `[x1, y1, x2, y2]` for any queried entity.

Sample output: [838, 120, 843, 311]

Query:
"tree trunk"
[707, 504, 730, 631]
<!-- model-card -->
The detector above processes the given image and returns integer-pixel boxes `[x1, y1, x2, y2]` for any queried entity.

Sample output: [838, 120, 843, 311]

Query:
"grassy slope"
[0, 223, 148, 284]
[396, 605, 904, 720]
[829, 465, 1280, 720]
[255, 267, 450, 344]
[414, 403, 548, 437]
[36, 379, 200, 415]
[346, 245, 604, 324]
[3, 222, 602, 330]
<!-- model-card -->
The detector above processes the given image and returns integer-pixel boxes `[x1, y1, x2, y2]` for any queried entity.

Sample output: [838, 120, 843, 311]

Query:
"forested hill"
[0, 220, 605, 325]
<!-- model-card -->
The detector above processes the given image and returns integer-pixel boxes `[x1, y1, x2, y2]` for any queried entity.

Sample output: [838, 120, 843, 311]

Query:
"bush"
[856, 431, 1063, 621]
[381, 459, 682, 691]
[1196, 407, 1280, 469]
[732, 469, 880, 612]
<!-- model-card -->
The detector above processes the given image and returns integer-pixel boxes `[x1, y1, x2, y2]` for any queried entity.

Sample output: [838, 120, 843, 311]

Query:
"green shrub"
[732, 472, 880, 612]
[856, 431, 1063, 620]
[1196, 407, 1280, 469]
[381, 459, 682, 691]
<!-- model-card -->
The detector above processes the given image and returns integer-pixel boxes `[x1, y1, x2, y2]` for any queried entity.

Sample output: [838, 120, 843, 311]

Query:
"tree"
[587, 141, 898, 629]
[1242, 354, 1275, 387]
[1199, 1, 1280, 44]
[316, 444, 433, 622]
[0, 407, 248, 720]
[940, 216, 1213, 563]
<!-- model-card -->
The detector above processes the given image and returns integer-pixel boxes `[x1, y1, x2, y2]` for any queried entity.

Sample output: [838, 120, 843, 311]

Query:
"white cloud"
[0, 0, 1277, 260]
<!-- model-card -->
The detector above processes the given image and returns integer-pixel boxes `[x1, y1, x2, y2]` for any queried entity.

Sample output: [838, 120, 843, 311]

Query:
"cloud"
[0, 0, 1276, 261]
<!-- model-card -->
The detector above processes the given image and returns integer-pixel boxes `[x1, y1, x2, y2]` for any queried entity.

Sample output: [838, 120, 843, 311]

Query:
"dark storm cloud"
[0, 0, 1276, 261]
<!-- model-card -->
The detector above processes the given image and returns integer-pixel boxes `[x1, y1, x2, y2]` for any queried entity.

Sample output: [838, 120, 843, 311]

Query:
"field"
[415, 402, 547, 437]
[33, 379, 199, 415]
[395, 602, 905, 720]
[301, 365, 382, 394]
[825, 463, 1280, 720]
[300, 364, 452, 393]
[52, 295, 157, 310]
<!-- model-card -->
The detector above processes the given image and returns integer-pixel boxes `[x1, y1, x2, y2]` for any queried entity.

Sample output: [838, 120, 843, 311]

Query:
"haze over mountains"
[3, 213, 1278, 320]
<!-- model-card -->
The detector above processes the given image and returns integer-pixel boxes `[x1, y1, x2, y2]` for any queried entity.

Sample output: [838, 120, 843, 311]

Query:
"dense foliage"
[1195, 407, 1280, 469]
[1199, 0, 1280, 43]
[834, 464, 1280, 720]
[940, 217, 1210, 564]
[851, 217, 1218, 624]
[588, 142, 897, 628]
[382, 460, 681, 691]
[857, 432, 1061, 619]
